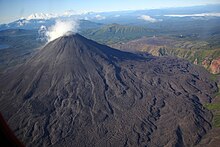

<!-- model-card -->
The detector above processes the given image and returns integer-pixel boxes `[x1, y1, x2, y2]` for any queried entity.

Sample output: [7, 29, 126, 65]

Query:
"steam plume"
[38, 19, 79, 42]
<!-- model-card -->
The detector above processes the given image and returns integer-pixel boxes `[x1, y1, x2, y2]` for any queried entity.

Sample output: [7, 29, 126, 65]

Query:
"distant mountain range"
[0, 4, 219, 75]
[1, 4, 220, 30]
[0, 19, 103, 31]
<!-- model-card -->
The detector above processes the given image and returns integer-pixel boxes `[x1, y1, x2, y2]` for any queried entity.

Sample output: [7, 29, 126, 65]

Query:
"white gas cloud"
[38, 25, 47, 42]
[38, 19, 79, 42]
[138, 15, 158, 23]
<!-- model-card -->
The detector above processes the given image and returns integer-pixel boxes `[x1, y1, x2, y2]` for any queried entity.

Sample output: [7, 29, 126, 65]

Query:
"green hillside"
[81, 23, 156, 44]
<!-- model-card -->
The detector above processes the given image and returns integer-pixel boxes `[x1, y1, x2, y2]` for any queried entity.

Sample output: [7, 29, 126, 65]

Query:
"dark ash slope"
[0, 34, 217, 147]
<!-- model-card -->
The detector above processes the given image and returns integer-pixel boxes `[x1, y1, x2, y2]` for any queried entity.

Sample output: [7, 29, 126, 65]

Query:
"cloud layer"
[164, 13, 220, 17]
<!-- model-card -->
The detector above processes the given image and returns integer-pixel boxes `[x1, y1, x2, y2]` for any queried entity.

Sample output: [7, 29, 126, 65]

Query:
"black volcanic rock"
[0, 34, 217, 147]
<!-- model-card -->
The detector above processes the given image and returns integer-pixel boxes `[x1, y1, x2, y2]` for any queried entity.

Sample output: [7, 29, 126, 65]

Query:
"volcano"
[0, 34, 217, 147]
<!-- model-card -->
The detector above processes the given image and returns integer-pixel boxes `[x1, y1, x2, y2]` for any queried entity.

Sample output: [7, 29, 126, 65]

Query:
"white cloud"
[164, 13, 220, 17]
[38, 19, 79, 42]
[138, 15, 158, 23]
[94, 14, 106, 20]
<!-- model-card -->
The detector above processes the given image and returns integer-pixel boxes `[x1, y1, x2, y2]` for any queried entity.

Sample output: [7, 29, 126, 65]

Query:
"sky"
[0, 0, 220, 23]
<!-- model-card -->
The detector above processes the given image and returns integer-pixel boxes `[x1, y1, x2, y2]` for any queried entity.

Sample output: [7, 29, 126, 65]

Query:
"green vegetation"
[81, 21, 220, 75]
[81, 23, 156, 45]
[214, 89, 220, 98]
[205, 103, 220, 127]
[81, 23, 220, 74]
[213, 115, 220, 127]
[204, 82, 220, 128]
[205, 103, 220, 110]
[144, 44, 220, 67]
[165, 47, 220, 66]
[193, 49, 220, 64]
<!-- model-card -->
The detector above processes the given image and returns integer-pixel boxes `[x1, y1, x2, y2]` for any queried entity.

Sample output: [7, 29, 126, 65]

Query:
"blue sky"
[0, 0, 220, 23]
